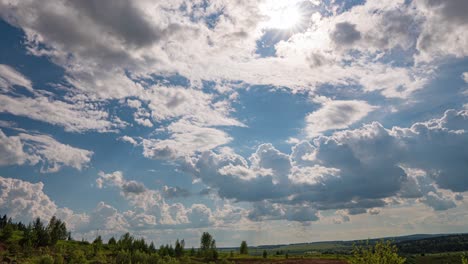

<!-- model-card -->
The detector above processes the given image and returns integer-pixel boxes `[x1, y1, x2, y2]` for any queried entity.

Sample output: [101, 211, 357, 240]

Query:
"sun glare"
[264, 2, 302, 30]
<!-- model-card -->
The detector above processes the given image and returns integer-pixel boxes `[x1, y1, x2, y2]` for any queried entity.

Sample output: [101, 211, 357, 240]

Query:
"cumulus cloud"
[96, 171, 242, 229]
[0, 129, 93, 172]
[0, 176, 57, 223]
[183, 108, 468, 220]
[305, 99, 377, 137]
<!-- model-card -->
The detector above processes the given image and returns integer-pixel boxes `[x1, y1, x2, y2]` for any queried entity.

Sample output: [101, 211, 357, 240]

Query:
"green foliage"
[115, 250, 131, 264]
[200, 232, 213, 252]
[262, 249, 267, 258]
[1, 223, 14, 241]
[174, 239, 185, 258]
[462, 253, 468, 264]
[240, 240, 248, 255]
[108, 236, 116, 245]
[349, 240, 406, 264]
[398, 234, 468, 254]
[190, 247, 196, 256]
[36, 255, 54, 264]
[47, 216, 68, 245]
[200, 232, 218, 261]
[53, 254, 64, 264]
[69, 249, 87, 264]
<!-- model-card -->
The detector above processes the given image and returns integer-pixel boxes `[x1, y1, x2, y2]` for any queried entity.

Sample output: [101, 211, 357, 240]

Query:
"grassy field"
[405, 251, 468, 264]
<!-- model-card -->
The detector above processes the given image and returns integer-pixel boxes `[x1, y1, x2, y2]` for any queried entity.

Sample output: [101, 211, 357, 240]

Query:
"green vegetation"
[349, 240, 405, 264]
[240, 240, 248, 255]
[2, 214, 468, 263]
[0, 214, 221, 263]
[397, 234, 468, 254]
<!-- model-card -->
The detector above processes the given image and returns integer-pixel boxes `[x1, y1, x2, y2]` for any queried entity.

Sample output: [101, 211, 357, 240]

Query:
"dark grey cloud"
[420, 194, 456, 211]
[347, 208, 367, 215]
[122, 180, 147, 194]
[248, 201, 319, 222]
[330, 22, 361, 46]
[422, 0, 468, 24]
[67, 0, 161, 47]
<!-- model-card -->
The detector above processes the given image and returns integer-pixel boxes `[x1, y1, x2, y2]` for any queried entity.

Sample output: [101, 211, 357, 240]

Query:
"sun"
[262, 1, 303, 30]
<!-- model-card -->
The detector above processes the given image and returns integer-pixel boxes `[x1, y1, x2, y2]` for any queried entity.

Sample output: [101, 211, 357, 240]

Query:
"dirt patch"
[230, 258, 348, 264]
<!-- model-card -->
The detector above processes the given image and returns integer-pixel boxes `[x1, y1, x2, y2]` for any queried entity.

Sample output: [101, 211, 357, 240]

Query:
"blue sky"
[0, 0, 467, 247]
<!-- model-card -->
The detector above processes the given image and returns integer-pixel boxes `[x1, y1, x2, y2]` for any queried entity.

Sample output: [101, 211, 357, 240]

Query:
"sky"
[0, 0, 467, 247]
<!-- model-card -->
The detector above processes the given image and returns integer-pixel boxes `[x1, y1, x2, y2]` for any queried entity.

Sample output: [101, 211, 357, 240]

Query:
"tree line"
[0, 214, 256, 263]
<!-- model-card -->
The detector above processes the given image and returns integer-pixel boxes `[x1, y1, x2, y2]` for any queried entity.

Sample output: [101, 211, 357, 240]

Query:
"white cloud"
[0, 129, 29, 166]
[144, 86, 244, 127]
[0, 176, 57, 223]
[305, 99, 377, 137]
[0, 129, 93, 172]
[0, 94, 121, 132]
[414, 0, 468, 62]
[142, 120, 233, 159]
[18, 133, 93, 172]
[0, 64, 33, 92]
[119, 136, 138, 146]
[0, 0, 432, 101]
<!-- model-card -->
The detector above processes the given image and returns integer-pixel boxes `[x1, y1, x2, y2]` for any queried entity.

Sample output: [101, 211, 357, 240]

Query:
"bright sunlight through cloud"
[262, 1, 302, 30]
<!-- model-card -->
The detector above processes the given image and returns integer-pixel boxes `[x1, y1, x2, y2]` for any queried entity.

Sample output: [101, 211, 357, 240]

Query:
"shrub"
[69, 249, 87, 264]
[461, 253, 468, 264]
[36, 255, 54, 264]
[349, 240, 405, 264]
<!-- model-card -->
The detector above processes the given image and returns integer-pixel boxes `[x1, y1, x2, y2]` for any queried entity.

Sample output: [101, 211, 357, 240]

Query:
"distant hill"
[220, 233, 468, 255]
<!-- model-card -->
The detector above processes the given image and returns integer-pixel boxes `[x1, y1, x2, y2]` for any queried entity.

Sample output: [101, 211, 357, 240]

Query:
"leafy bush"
[349, 240, 406, 264]
[69, 249, 87, 264]
[461, 253, 468, 264]
[36, 255, 54, 264]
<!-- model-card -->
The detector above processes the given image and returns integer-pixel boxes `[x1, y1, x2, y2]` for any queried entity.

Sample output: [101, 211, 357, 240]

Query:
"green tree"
[33, 217, 50, 247]
[263, 250, 267, 258]
[1, 223, 14, 240]
[108, 236, 117, 245]
[349, 240, 406, 264]
[93, 235, 103, 245]
[47, 216, 68, 245]
[200, 232, 218, 260]
[149, 241, 157, 253]
[200, 232, 213, 252]
[175, 239, 185, 258]
[240, 240, 248, 254]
